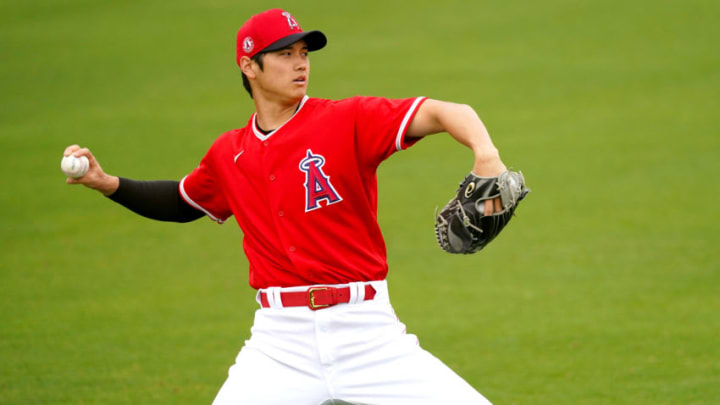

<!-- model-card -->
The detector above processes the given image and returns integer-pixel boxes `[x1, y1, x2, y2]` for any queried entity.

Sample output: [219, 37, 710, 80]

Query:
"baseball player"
[64, 9, 512, 404]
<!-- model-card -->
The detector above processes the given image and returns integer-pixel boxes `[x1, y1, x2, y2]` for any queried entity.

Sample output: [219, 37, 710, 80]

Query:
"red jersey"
[180, 95, 427, 289]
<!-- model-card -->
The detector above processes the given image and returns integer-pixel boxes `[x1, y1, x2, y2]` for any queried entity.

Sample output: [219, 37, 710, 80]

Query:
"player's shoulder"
[212, 127, 247, 145]
[220, 114, 254, 141]
[308, 95, 417, 111]
[206, 123, 251, 156]
[303, 96, 365, 114]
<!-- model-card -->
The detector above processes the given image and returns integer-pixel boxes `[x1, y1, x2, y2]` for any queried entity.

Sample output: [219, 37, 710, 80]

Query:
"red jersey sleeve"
[354, 96, 427, 167]
[179, 147, 233, 224]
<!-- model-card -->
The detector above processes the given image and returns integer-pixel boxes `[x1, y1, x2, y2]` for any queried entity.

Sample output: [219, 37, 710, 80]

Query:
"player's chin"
[288, 84, 307, 99]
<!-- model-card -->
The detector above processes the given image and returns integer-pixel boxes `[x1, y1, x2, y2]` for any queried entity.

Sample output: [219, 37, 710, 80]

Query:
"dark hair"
[241, 52, 265, 99]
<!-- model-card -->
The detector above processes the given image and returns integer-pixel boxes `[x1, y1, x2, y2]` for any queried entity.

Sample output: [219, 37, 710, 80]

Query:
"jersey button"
[278, 211, 284, 217]
[289, 246, 296, 252]
[269, 174, 276, 181]
[263, 141, 269, 146]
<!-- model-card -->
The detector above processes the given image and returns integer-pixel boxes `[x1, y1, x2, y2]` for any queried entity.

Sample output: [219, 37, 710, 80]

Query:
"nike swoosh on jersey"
[233, 150, 244, 163]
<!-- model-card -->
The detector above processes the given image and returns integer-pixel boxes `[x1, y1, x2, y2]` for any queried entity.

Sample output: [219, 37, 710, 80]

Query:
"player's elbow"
[455, 103, 478, 119]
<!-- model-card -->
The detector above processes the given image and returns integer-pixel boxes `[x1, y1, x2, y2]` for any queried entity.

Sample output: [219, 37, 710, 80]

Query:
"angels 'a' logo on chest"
[298, 149, 343, 212]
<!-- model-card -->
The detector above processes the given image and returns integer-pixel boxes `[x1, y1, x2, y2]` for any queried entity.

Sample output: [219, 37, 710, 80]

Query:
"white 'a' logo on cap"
[281, 11, 300, 30]
[243, 36, 254, 53]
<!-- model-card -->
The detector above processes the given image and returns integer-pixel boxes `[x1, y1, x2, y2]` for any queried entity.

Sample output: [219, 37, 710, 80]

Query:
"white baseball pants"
[212, 280, 492, 405]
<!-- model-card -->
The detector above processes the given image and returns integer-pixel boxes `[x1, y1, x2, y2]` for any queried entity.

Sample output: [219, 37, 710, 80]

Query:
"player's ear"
[239, 56, 257, 79]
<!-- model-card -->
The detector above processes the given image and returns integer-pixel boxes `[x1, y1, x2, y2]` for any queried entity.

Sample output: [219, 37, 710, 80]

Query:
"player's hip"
[245, 280, 413, 365]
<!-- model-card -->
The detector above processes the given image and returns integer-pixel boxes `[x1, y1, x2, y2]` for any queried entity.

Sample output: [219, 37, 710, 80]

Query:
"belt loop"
[273, 287, 284, 308]
[266, 288, 276, 308]
[266, 287, 284, 308]
[348, 282, 365, 305]
[356, 282, 366, 303]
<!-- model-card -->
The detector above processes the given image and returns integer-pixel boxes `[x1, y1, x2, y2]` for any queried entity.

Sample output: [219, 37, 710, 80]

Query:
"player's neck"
[253, 95, 303, 131]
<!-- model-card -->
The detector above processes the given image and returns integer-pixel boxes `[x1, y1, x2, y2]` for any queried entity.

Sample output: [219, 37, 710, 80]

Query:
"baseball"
[61, 155, 89, 178]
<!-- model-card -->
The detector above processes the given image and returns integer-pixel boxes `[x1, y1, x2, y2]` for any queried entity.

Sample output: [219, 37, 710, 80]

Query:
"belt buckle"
[308, 287, 330, 310]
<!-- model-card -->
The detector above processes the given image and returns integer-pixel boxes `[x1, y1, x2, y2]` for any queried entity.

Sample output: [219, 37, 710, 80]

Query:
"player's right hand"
[63, 145, 119, 196]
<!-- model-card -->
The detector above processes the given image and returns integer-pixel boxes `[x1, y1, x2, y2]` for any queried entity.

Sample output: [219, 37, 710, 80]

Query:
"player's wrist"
[472, 148, 505, 177]
[96, 175, 120, 196]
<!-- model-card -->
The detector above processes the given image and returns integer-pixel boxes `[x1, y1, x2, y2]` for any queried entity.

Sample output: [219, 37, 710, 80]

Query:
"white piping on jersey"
[179, 176, 226, 224]
[395, 96, 426, 152]
[251, 95, 310, 142]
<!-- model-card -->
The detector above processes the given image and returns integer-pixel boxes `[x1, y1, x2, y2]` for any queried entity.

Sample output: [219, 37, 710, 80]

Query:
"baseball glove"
[435, 170, 529, 254]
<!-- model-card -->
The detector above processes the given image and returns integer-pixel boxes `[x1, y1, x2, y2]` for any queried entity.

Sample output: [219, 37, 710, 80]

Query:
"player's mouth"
[293, 76, 307, 85]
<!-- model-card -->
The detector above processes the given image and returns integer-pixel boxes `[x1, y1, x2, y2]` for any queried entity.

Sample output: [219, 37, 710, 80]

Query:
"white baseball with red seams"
[61, 155, 89, 178]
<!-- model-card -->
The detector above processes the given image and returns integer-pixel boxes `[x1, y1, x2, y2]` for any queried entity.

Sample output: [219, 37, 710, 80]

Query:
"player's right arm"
[63, 145, 204, 223]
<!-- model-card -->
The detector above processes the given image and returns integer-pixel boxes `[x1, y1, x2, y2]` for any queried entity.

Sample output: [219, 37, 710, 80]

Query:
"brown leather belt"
[259, 284, 377, 310]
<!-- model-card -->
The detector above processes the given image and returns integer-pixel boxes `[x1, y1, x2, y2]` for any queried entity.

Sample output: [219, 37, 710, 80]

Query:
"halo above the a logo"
[281, 11, 300, 30]
[243, 36, 254, 54]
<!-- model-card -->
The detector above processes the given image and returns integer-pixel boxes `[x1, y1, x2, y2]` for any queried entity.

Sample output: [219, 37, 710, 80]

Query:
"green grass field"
[2, 0, 719, 403]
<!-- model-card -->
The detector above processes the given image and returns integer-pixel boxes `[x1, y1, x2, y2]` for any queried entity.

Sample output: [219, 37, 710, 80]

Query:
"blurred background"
[1, 0, 718, 403]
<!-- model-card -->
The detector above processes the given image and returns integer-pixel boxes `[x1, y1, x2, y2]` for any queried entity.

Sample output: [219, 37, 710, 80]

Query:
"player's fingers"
[72, 147, 91, 158]
[484, 200, 493, 216]
[494, 197, 502, 213]
[64, 144, 81, 157]
[71, 147, 100, 168]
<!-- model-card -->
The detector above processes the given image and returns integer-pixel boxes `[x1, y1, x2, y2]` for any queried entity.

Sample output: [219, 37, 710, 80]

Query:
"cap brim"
[261, 30, 327, 53]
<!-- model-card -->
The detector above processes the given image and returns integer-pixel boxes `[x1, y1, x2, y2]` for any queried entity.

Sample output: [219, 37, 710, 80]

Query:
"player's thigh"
[336, 345, 492, 405]
[212, 347, 327, 405]
[401, 349, 492, 405]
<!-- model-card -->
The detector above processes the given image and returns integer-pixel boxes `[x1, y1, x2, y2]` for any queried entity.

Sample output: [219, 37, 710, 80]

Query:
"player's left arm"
[406, 99, 507, 214]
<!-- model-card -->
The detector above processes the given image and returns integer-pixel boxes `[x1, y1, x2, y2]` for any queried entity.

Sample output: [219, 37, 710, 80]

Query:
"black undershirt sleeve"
[107, 177, 205, 223]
